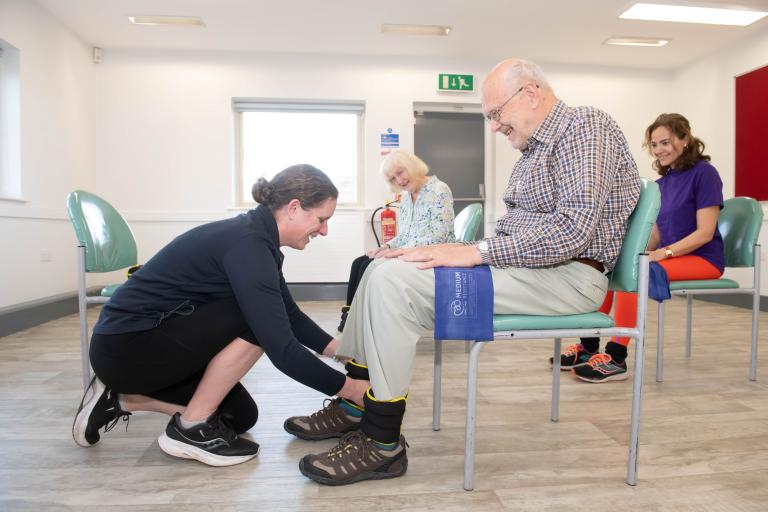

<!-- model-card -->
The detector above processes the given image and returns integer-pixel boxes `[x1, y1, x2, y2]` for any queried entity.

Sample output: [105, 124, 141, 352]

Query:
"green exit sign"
[438, 74, 474, 92]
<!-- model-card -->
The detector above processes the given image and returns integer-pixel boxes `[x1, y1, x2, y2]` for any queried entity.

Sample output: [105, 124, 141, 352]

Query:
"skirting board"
[696, 294, 768, 312]
[0, 283, 347, 338]
[2, 287, 762, 339]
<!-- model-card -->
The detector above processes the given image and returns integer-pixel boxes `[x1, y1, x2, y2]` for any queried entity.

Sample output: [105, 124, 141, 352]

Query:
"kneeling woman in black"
[72, 164, 368, 467]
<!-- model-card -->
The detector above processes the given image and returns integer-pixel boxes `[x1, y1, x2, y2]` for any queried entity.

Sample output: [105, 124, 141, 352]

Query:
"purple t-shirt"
[656, 159, 724, 272]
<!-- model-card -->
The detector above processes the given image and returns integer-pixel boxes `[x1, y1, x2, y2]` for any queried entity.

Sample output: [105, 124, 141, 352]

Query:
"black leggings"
[345, 255, 375, 306]
[90, 298, 258, 434]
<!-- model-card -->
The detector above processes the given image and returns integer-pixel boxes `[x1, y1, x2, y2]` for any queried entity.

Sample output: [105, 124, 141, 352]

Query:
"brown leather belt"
[573, 258, 605, 274]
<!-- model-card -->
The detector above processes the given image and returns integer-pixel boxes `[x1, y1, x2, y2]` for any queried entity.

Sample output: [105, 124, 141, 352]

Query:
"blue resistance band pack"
[648, 261, 671, 302]
[434, 266, 494, 341]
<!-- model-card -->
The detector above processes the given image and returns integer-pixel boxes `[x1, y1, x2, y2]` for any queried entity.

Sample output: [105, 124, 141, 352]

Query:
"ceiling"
[36, 0, 768, 70]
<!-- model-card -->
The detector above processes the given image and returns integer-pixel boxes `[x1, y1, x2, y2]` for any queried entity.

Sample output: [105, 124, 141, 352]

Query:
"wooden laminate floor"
[1, 298, 767, 511]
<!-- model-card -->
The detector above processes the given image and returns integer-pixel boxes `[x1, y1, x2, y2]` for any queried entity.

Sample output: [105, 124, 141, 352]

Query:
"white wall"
[0, 0, 96, 308]
[92, 50, 671, 284]
[3, 0, 763, 308]
[670, 29, 768, 291]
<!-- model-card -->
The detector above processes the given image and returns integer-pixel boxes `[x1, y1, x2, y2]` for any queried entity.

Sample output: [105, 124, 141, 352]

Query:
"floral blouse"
[387, 176, 456, 249]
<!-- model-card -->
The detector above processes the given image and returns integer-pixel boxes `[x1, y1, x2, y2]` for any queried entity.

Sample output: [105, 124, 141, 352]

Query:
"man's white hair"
[500, 59, 552, 92]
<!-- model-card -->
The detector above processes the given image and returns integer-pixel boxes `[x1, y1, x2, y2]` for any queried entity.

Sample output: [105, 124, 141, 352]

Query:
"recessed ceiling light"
[128, 15, 205, 27]
[604, 36, 670, 47]
[619, 2, 767, 26]
[381, 24, 451, 36]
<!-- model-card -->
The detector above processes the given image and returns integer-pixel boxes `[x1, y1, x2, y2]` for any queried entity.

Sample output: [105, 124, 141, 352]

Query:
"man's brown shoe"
[284, 398, 361, 441]
[299, 431, 408, 486]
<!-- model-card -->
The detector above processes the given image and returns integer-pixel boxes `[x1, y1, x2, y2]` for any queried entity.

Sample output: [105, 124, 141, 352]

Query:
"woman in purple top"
[561, 113, 725, 382]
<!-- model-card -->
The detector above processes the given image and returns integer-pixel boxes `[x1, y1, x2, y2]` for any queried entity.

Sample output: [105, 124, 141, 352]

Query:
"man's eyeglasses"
[484, 86, 524, 123]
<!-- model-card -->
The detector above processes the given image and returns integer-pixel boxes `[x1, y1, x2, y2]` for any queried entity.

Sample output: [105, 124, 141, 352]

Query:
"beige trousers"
[338, 258, 608, 400]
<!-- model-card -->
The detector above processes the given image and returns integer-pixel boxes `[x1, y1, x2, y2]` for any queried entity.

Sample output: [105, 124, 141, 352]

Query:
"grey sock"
[178, 415, 206, 429]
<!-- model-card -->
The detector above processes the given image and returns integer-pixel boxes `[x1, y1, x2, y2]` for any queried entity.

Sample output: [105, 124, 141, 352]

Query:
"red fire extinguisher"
[381, 204, 397, 245]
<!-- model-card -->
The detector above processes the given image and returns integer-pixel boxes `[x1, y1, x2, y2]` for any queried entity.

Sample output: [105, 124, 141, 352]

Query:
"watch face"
[478, 241, 488, 251]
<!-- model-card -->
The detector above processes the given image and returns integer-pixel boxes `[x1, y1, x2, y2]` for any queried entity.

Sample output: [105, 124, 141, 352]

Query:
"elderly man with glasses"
[287, 58, 641, 486]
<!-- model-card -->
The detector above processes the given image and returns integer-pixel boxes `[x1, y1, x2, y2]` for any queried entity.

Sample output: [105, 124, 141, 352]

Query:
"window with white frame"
[233, 100, 364, 206]
[0, 39, 21, 200]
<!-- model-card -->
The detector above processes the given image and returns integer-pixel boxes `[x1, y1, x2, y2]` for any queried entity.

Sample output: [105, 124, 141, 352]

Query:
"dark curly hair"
[251, 164, 338, 210]
[643, 113, 710, 176]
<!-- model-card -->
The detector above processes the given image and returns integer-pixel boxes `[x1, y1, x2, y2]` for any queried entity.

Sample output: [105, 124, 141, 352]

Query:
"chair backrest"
[454, 203, 483, 242]
[609, 179, 661, 293]
[719, 197, 763, 268]
[66, 190, 138, 273]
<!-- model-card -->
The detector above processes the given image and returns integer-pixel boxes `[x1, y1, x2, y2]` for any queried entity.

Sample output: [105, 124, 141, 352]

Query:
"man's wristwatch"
[477, 240, 490, 265]
[664, 246, 675, 258]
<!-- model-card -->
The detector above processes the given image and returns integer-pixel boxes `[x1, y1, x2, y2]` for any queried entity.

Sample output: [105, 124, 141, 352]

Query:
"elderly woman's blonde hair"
[380, 149, 429, 193]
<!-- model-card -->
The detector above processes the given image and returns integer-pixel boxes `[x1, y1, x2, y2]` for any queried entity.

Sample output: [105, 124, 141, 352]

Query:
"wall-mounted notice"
[380, 128, 400, 156]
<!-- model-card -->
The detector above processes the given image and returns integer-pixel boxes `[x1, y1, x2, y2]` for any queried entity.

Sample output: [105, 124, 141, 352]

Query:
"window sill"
[0, 195, 28, 203]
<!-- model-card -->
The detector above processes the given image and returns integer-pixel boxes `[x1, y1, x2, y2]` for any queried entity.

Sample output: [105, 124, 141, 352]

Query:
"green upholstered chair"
[454, 203, 483, 243]
[655, 197, 763, 382]
[66, 190, 138, 389]
[433, 178, 660, 490]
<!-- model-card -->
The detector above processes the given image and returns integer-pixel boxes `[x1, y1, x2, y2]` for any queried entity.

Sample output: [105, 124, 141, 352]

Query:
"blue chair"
[656, 197, 763, 382]
[433, 179, 660, 490]
[66, 190, 138, 389]
[454, 203, 483, 243]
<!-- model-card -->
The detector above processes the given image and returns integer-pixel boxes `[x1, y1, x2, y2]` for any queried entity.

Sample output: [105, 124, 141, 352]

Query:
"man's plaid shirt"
[485, 100, 640, 271]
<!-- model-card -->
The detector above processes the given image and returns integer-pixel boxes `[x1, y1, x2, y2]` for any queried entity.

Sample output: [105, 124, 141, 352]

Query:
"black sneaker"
[299, 431, 408, 486]
[72, 375, 131, 447]
[338, 306, 350, 332]
[548, 343, 596, 370]
[573, 354, 628, 383]
[158, 412, 260, 467]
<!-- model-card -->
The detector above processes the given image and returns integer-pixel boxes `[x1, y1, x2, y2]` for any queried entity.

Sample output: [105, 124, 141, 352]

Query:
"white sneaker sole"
[72, 376, 104, 447]
[157, 433, 258, 467]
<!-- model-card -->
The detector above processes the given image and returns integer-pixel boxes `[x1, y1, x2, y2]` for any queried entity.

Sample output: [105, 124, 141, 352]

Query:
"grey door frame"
[413, 101, 496, 236]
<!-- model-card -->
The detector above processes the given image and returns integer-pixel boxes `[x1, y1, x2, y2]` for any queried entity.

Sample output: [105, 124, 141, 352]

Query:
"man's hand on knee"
[397, 244, 484, 270]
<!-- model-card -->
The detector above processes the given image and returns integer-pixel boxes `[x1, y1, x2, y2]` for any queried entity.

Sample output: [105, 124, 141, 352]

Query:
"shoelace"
[208, 414, 238, 443]
[310, 398, 337, 418]
[103, 390, 132, 433]
[327, 431, 371, 463]
[308, 398, 348, 425]
[104, 410, 132, 434]
[563, 344, 584, 356]
[588, 353, 612, 368]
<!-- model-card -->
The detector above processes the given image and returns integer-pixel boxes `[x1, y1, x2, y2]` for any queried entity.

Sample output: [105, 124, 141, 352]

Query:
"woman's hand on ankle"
[322, 338, 351, 364]
[337, 377, 369, 406]
[322, 338, 339, 358]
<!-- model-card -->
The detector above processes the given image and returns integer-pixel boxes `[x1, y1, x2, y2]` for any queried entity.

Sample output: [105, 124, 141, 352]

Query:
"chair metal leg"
[627, 253, 649, 486]
[76, 245, 91, 390]
[749, 244, 761, 381]
[464, 340, 484, 491]
[627, 329, 645, 486]
[656, 301, 665, 382]
[685, 294, 693, 358]
[551, 338, 561, 422]
[749, 292, 759, 381]
[433, 339, 443, 431]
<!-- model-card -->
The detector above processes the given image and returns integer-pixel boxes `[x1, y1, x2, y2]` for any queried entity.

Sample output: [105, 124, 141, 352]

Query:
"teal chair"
[66, 190, 138, 389]
[454, 203, 483, 243]
[656, 197, 763, 382]
[433, 179, 660, 490]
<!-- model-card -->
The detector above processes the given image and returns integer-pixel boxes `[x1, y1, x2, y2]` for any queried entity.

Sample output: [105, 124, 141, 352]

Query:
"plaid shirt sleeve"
[486, 103, 640, 269]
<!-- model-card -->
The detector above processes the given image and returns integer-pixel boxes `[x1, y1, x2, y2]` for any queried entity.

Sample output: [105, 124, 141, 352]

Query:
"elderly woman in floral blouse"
[338, 149, 455, 331]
